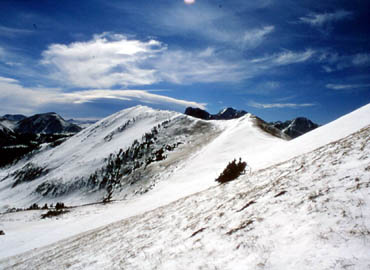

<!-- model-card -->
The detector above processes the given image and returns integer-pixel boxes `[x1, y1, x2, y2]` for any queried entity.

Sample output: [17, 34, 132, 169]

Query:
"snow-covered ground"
[0, 103, 369, 265]
[0, 106, 285, 209]
[1, 119, 369, 269]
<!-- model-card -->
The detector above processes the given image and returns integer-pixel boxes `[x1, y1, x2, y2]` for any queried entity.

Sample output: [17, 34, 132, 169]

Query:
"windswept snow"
[0, 106, 285, 208]
[0, 103, 369, 263]
[1, 122, 369, 269]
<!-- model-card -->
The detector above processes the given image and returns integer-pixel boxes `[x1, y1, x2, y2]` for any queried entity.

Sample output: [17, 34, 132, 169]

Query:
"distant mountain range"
[1, 112, 81, 135]
[0, 113, 82, 167]
[185, 107, 248, 120]
[185, 107, 319, 139]
[269, 117, 319, 139]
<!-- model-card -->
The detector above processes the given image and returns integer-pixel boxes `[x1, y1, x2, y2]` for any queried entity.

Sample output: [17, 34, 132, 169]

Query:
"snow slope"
[1, 118, 369, 269]
[0, 103, 369, 261]
[254, 103, 370, 170]
[0, 106, 183, 207]
[0, 106, 285, 209]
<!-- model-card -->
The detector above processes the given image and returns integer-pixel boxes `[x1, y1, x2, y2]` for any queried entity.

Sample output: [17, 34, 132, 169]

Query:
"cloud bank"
[0, 76, 205, 115]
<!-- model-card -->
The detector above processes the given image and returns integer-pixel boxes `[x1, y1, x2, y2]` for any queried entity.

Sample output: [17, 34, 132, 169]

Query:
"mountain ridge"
[185, 106, 318, 138]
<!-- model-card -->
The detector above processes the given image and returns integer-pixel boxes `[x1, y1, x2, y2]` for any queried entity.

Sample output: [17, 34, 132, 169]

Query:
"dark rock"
[185, 107, 247, 120]
[184, 107, 211, 120]
[15, 112, 82, 134]
[2, 114, 27, 122]
[270, 117, 319, 138]
[213, 107, 248, 120]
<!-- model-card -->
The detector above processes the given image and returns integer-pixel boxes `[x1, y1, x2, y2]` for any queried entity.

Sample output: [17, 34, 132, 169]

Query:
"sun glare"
[184, 0, 195, 5]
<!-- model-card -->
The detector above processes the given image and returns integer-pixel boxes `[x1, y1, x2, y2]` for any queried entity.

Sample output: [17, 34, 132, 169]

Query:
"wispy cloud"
[41, 33, 250, 87]
[319, 52, 370, 72]
[153, 47, 246, 84]
[251, 49, 315, 66]
[0, 76, 206, 115]
[352, 53, 370, 66]
[326, 83, 370, 90]
[63, 89, 206, 109]
[0, 25, 33, 37]
[299, 10, 352, 27]
[138, 1, 274, 48]
[248, 101, 315, 109]
[242, 26, 274, 48]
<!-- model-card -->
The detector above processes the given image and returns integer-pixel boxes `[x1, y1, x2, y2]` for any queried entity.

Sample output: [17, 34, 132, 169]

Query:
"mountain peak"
[271, 117, 319, 139]
[215, 107, 248, 120]
[185, 107, 247, 120]
[15, 112, 82, 134]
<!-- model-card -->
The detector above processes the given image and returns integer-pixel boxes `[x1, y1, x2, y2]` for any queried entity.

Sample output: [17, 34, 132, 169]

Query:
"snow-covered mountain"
[0, 103, 369, 268]
[215, 107, 248, 119]
[1, 114, 26, 122]
[0, 106, 289, 209]
[15, 112, 82, 134]
[271, 117, 319, 138]
[0, 123, 17, 147]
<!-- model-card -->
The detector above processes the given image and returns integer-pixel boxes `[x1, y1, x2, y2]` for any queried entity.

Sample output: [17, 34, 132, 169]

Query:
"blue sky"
[0, 0, 369, 124]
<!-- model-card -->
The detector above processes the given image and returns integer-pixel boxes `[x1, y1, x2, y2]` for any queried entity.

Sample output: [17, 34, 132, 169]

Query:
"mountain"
[15, 112, 82, 134]
[0, 123, 18, 147]
[0, 113, 82, 168]
[1, 114, 26, 122]
[0, 114, 27, 132]
[271, 117, 319, 138]
[184, 107, 211, 120]
[214, 107, 248, 120]
[185, 107, 247, 120]
[0, 103, 369, 268]
[0, 106, 289, 209]
[185, 107, 318, 139]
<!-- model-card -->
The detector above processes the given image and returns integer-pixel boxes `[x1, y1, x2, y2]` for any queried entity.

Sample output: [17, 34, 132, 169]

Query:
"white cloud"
[319, 52, 370, 72]
[352, 53, 370, 66]
[153, 48, 246, 84]
[41, 33, 250, 86]
[42, 33, 164, 88]
[150, 2, 274, 48]
[40, 32, 317, 88]
[251, 49, 315, 66]
[0, 76, 63, 114]
[299, 10, 352, 27]
[0, 76, 206, 115]
[248, 101, 315, 109]
[0, 25, 33, 37]
[62, 89, 206, 109]
[242, 26, 274, 48]
[326, 83, 370, 90]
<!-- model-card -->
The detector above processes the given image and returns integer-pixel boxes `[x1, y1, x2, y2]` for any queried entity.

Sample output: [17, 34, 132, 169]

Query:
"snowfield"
[1, 121, 369, 269]
[0, 103, 369, 268]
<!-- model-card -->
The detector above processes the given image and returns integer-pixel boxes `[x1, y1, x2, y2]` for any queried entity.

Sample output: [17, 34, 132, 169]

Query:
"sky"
[0, 0, 369, 124]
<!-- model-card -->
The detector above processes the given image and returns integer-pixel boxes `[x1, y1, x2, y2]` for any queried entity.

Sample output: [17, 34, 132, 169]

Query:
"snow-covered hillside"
[0, 105, 286, 209]
[0, 103, 369, 263]
[1, 114, 369, 269]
